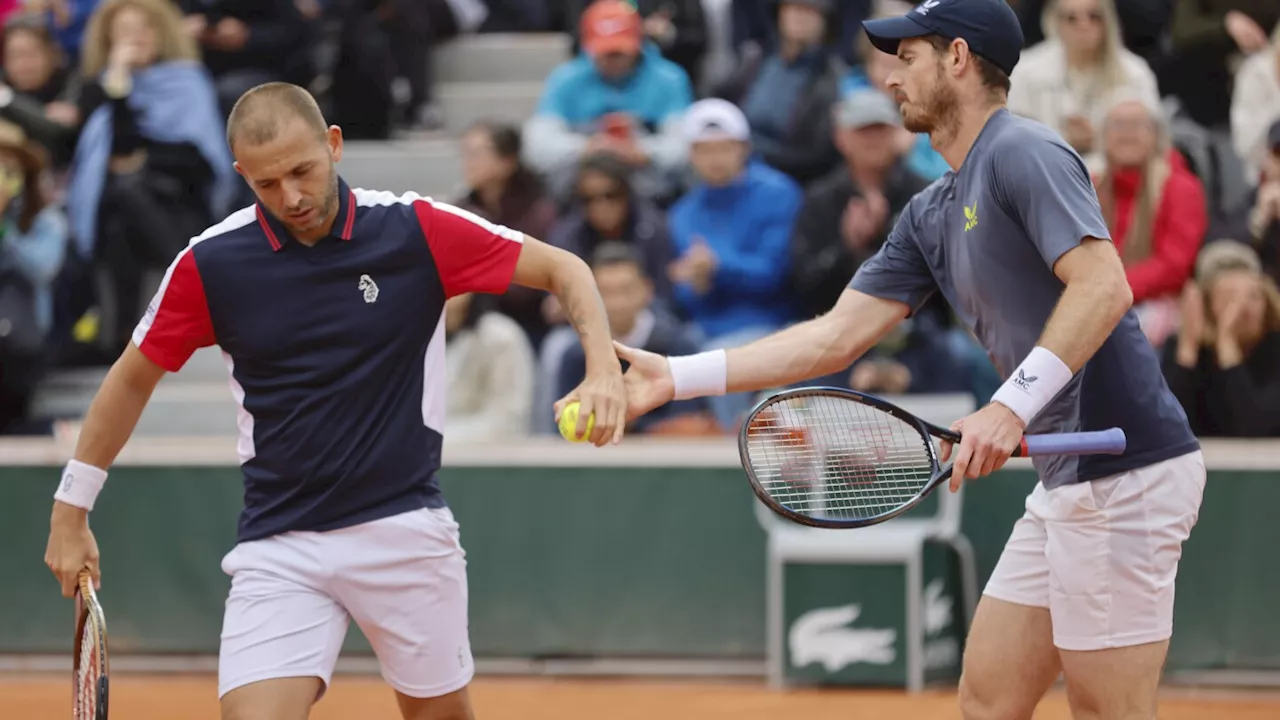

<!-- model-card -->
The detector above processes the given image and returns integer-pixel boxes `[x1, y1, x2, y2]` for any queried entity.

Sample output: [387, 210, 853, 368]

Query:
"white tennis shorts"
[217, 506, 473, 700]
[983, 450, 1206, 651]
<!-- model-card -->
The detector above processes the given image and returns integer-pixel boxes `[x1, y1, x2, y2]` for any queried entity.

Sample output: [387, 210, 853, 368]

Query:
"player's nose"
[281, 183, 304, 209]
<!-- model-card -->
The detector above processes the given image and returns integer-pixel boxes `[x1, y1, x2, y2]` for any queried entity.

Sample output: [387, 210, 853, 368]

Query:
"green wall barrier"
[1, 439, 1276, 672]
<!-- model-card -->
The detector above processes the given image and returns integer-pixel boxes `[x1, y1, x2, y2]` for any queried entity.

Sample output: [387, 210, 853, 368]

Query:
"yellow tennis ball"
[558, 401, 594, 443]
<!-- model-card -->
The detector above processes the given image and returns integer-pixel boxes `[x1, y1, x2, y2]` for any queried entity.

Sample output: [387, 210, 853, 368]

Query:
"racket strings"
[744, 394, 935, 521]
[76, 620, 98, 719]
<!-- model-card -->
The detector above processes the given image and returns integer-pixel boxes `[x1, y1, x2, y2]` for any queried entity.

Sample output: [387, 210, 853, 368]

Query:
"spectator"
[1163, 239, 1280, 437]
[1007, 0, 1161, 171]
[177, 0, 315, 121]
[1095, 97, 1207, 346]
[66, 0, 237, 355]
[0, 119, 69, 433]
[1165, 1, 1280, 129]
[789, 89, 931, 320]
[443, 292, 537, 441]
[555, 241, 719, 436]
[669, 98, 800, 430]
[328, 1, 478, 137]
[841, 0, 948, 182]
[453, 120, 559, 346]
[25, 0, 100, 65]
[565, 0, 708, 90]
[1214, 119, 1280, 283]
[730, 0, 871, 68]
[715, 0, 842, 185]
[0, 15, 82, 169]
[1016, 0, 1173, 66]
[524, 0, 693, 205]
[549, 152, 675, 301]
[1230, 22, 1280, 183]
[456, 121, 557, 242]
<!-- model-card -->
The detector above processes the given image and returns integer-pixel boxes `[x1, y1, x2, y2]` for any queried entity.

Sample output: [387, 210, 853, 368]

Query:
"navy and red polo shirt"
[132, 177, 524, 543]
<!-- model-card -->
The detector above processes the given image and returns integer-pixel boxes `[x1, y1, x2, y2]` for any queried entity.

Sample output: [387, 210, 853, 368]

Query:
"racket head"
[73, 571, 109, 720]
[738, 387, 947, 529]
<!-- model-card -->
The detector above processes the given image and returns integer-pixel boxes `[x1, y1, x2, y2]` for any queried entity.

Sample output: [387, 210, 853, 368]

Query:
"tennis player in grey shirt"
[606, 0, 1207, 716]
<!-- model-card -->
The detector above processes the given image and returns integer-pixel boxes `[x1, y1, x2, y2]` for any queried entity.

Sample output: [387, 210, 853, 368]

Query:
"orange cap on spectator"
[581, 0, 643, 56]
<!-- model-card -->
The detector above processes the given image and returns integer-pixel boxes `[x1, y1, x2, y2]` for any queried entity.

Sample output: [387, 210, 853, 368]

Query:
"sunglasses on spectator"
[1060, 10, 1103, 25]
[580, 189, 625, 205]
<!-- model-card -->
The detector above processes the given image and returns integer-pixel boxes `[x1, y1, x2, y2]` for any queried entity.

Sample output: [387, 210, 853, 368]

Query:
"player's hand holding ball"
[554, 368, 628, 447]
[939, 403, 1025, 492]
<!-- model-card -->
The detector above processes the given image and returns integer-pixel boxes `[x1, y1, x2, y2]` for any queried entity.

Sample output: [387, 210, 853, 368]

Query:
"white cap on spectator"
[683, 99, 750, 145]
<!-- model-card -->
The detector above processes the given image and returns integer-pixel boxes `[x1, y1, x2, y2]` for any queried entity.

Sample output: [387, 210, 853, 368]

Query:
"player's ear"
[952, 39, 971, 77]
[232, 160, 245, 180]
[326, 125, 344, 163]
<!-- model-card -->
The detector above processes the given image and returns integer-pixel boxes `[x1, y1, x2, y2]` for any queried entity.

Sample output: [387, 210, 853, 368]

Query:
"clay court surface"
[3, 673, 1280, 719]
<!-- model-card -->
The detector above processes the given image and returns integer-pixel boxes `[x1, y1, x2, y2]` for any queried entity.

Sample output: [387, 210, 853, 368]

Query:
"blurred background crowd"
[0, 0, 1276, 440]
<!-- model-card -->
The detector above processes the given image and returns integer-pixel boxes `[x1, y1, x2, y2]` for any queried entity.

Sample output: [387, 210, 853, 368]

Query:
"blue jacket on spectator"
[668, 158, 800, 338]
[841, 69, 951, 182]
[0, 203, 69, 336]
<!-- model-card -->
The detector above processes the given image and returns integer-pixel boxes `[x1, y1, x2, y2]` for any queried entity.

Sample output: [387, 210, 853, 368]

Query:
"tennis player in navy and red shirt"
[615, 1, 1204, 718]
[45, 82, 627, 720]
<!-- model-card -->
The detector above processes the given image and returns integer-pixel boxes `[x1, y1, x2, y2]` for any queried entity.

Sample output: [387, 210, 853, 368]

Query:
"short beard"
[281, 163, 339, 233]
[901, 61, 961, 141]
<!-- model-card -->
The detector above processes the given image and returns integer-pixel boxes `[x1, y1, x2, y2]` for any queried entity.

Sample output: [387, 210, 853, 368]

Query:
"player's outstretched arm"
[45, 343, 167, 597]
[615, 289, 908, 421]
[510, 236, 627, 446]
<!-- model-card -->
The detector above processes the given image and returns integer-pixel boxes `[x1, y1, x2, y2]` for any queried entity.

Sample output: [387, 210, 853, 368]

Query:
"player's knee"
[219, 677, 319, 720]
[396, 688, 474, 720]
[958, 671, 1036, 720]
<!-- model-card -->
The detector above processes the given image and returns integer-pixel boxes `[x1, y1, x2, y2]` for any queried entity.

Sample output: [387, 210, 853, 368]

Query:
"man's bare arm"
[53, 343, 166, 521]
[1037, 238, 1134, 372]
[510, 236, 619, 377]
[724, 289, 909, 393]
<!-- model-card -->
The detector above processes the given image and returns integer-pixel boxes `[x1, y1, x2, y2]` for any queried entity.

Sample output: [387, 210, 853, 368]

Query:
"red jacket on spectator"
[1097, 150, 1207, 302]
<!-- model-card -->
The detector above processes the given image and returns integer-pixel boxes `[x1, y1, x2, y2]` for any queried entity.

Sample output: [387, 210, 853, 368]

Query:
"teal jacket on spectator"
[534, 42, 692, 128]
[0, 203, 69, 336]
[841, 69, 950, 182]
[523, 43, 693, 203]
[668, 158, 801, 339]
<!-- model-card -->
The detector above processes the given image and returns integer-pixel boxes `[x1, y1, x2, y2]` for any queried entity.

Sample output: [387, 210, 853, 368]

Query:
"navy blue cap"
[862, 0, 1024, 78]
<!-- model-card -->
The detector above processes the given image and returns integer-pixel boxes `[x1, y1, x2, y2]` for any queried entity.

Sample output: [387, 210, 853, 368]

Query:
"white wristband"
[990, 346, 1073, 426]
[668, 349, 728, 400]
[54, 460, 108, 512]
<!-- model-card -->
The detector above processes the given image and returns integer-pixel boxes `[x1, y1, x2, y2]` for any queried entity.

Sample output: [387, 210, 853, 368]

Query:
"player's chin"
[901, 111, 933, 134]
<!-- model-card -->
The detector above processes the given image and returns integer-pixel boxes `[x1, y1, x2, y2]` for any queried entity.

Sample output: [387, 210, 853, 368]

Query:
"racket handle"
[1017, 428, 1127, 457]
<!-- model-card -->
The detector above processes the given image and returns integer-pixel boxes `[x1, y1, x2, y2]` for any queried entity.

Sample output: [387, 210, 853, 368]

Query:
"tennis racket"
[738, 387, 1127, 529]
[73, 569, 109, 720]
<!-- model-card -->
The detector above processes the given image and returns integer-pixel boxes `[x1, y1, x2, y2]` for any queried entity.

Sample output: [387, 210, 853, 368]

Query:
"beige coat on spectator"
[445, 312, 536, 441]
[1008, 39, 1161, 172]
[1231, 49, 1280, 183]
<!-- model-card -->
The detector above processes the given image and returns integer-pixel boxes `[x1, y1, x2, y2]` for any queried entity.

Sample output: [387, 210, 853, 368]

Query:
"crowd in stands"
[0, 0, 1277, 442]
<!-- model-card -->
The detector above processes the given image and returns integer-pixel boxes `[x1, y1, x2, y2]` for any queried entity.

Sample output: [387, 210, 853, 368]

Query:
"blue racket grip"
[1017, 428, 1127, 457]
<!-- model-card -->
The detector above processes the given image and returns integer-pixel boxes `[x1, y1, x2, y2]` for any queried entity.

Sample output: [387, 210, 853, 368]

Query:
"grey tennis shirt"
[850, 109, 1199, 488]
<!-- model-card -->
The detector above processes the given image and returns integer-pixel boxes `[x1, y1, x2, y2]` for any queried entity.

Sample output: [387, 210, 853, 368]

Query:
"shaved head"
[229, 81, 344, 244]
[227, 82, 328, 153]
